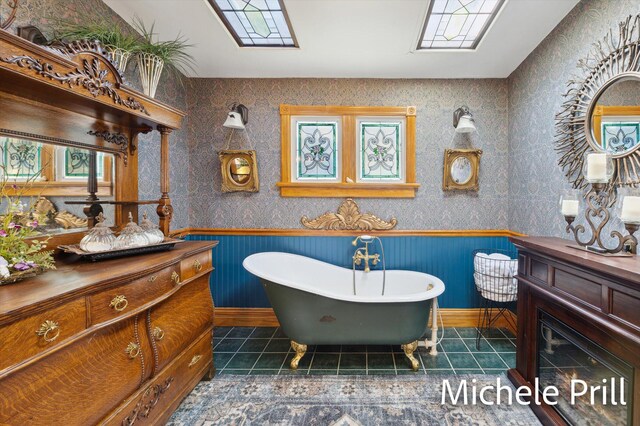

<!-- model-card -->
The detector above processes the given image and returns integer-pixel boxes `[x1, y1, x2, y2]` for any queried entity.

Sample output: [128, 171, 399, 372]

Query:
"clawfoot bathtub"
[243, 252, 445, 371]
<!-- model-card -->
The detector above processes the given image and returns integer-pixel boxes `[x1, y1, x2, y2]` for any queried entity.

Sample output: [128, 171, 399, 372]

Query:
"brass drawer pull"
[171, 271, 181, 286]
[152, 326, 165, 341]
[148, 275, 158, 283]
[193, 259, 202, 273]
[188, 355, 202, 368]
[110, 295, 128, 312]
[36, 320, 60, 343]
[125, 342, 140, 359]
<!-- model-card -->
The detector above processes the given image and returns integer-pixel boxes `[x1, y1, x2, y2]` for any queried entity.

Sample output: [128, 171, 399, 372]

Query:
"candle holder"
[563, 184, 638, 255]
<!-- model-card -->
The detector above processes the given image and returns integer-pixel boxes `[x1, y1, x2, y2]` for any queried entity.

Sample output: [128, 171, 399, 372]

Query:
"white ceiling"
[103, 0, 579, 79]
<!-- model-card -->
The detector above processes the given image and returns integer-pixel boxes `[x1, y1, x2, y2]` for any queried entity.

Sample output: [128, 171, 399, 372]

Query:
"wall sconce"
[453, 106, 476, 133]
[223, 103, 249, 130]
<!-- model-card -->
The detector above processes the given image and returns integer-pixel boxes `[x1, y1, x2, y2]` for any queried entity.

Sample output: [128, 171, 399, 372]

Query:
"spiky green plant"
[55, 19, 140, 52]
[131, 16, 195, 76]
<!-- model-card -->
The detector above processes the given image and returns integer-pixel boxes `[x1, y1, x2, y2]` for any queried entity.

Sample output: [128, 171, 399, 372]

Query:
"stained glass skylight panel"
[418, 0, 506, 50]
[210, 0, 298, 47]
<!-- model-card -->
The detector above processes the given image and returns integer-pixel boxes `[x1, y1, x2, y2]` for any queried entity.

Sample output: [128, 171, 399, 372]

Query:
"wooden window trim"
[2, 145, 113, 197]
[592, 105, 640, 145]
[278, 104, 419, 198]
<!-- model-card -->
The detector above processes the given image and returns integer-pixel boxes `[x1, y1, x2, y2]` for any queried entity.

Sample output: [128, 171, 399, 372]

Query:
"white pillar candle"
[561, 200, 579, 217]
[586, 153, 607, 181]
[621, 196, 640, 223]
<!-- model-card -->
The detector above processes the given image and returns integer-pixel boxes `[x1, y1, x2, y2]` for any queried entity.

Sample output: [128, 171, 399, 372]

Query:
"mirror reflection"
[228, 157, 251, 185]
[0, 137, 115, 236]
[590, 76, 640, 156]
[450, 156, 472, 185]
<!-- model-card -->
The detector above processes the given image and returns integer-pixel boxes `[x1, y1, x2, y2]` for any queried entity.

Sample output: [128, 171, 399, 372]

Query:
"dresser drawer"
[0, 298, 86, 372]
[88, 266, 178, 325]
[106, 329, 213, 426]
[148, 276, 214, 372]
[180, 249, 212, 281]
[0, 316, 145, 426]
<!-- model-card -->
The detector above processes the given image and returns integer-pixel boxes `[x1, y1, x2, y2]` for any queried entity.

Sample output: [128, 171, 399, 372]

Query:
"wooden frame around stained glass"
[278, 105, 419, 198]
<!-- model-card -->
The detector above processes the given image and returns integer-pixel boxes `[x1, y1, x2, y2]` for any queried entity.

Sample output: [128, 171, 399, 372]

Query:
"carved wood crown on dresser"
[0, 241, 217, 426]
[508, 237, 640, 426]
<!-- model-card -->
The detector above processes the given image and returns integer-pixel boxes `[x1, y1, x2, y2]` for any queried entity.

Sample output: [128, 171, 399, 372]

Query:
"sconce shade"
[223, 111, 246, 130]
[455, 115, 476, 133]
[223, 103, 249, 130]
[453, 105, 476, 133]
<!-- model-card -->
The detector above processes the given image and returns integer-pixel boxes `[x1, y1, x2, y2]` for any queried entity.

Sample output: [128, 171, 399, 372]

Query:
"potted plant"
[132, 17, 195, 98]
[55, 19, 139, 75]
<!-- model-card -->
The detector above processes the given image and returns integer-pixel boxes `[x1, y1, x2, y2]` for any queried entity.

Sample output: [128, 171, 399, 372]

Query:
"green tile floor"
[213, 326, 516, 376]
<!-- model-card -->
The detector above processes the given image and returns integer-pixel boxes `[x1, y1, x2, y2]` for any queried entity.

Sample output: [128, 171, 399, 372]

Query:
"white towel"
[474, 253, 518, 302]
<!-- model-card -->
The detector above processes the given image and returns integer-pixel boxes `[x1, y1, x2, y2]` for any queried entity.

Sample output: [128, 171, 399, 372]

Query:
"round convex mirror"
[450, 156, 472, 185]
[228, 157, 251, 185]
[588, 73, 640, 157]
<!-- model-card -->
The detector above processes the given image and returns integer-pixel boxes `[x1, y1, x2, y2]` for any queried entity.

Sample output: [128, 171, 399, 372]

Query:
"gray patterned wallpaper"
[507, 0, 638, 237]
[7, 0, 190, 230]
[8, 0, 637, 234]
[187, 78, 509, 229]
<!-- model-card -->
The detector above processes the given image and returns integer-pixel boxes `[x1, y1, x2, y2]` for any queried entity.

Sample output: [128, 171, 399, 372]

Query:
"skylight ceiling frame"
[416, 0, 507, 51]
[208, 0, 299, 48]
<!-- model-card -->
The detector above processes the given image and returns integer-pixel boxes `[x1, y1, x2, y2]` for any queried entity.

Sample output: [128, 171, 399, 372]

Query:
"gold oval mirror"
[587, 73, 640, 158]
[228, 157, 251, 185]
[450, 156, 472, 185]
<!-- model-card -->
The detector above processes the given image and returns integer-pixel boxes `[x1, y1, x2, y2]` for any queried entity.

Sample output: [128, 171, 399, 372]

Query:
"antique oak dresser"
[0, 241, 217, 425]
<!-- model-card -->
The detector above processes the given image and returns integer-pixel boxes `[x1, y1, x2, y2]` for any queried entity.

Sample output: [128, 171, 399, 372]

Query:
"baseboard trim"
[214, 307, 518, 335]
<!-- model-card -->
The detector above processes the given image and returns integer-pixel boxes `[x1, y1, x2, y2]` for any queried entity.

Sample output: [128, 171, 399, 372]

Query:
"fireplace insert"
[538, 312, 632, 425]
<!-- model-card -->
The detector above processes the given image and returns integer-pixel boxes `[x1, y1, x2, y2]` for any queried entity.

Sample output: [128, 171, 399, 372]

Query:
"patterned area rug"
[168, 374, 541, 425]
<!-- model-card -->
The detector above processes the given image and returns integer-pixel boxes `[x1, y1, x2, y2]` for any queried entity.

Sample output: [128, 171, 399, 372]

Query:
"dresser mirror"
[587, 74, 640, 157]
[1, 135, 116, 236]
[556, 15, 640, 188]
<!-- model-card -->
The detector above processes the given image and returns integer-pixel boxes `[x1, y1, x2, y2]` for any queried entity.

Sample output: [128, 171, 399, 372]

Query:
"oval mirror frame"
[556, 14, 640, 189]
[228, 156, 252, 186]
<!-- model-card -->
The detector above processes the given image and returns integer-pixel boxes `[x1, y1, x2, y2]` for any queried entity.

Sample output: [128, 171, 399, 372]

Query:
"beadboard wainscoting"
[184, 232, 517, 316]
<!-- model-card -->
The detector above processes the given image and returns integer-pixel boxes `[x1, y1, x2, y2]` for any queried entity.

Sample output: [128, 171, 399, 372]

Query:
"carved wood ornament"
[301, 199, 397, 230]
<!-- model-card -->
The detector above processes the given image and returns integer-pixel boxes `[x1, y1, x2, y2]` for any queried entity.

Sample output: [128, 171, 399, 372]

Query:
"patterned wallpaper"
[6, 0, 190, 230]
[187, 78, 509, 229]
[9, 0, 636, 235]
[507, 0, 638, 236]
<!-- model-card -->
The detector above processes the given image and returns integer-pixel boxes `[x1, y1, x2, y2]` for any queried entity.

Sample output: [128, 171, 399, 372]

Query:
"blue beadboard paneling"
[186, 235, 516, 309]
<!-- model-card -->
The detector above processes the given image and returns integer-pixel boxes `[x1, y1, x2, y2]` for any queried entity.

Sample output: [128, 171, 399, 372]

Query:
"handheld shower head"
[360, 235, 374, 242]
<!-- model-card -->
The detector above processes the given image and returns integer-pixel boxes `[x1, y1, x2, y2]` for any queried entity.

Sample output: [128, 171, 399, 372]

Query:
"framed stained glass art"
[291, 117, 340, 182]
[357, 119, 405, 182]
[279, 105, 419, 198]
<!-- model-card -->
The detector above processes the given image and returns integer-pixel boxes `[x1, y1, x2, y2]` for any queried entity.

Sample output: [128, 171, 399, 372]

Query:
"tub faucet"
[352, 236, 380, 273]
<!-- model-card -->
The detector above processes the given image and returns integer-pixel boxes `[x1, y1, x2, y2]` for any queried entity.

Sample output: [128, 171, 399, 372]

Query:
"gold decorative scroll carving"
[300, 199, 397, 231]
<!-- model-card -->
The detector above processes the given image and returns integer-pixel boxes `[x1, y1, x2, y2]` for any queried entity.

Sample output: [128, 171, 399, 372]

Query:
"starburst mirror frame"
[556, 14, 640, 189]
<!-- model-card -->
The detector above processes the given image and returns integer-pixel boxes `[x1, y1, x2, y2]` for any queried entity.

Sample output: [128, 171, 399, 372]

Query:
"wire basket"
[473, 249, 518, 302]
[473, 248, 518, 349]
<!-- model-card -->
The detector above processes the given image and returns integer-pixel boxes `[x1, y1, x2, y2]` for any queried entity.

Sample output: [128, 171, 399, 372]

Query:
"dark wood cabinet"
[509, 237, 640, 425]
[0, 241, 217, 425]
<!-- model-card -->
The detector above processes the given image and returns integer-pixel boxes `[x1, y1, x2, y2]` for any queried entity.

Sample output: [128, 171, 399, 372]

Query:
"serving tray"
[59, 238, 184, 261]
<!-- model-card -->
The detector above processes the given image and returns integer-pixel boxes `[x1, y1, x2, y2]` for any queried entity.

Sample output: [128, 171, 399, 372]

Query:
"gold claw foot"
[401, 340, 420, 371]
[290, 340, 307, 370]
